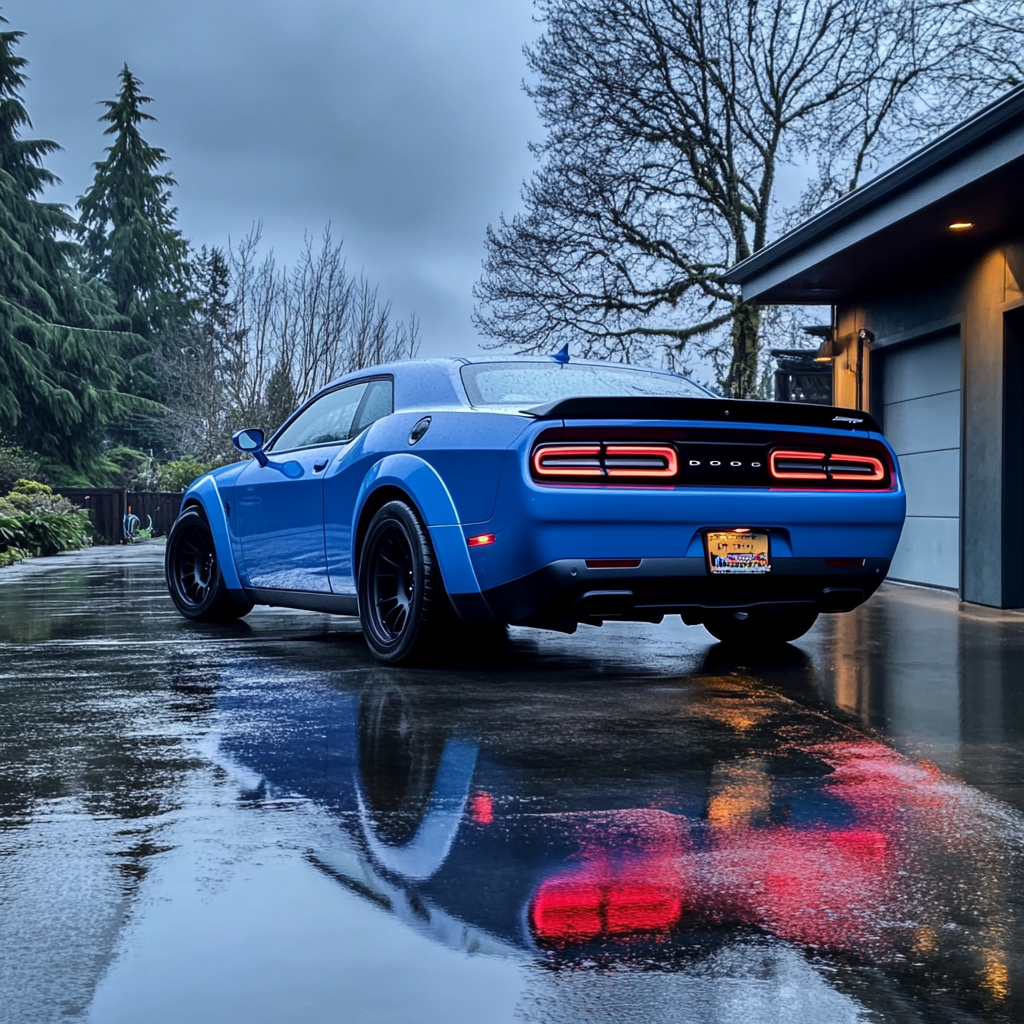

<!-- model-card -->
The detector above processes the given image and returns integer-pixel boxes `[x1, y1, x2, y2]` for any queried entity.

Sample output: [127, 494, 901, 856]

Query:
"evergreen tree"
[162, 246, 233, 460]
[78, 65, 187, 338]
[0, 16, 141, 478]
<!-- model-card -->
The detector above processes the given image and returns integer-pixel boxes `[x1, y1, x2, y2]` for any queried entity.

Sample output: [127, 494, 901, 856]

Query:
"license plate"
[705, 531, 771, 574]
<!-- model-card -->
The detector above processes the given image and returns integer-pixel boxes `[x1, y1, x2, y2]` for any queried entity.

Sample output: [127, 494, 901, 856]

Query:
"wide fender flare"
[353, 454, 483, 598]
[181, 474, 245, 594]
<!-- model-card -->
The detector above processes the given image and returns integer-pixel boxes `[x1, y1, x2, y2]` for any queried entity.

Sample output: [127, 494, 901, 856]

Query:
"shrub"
[104, 446, 152, 490]
[6, 480, 80, 515]
[0, 509, 92, 557]
[157, 457, 220, 492]
[0, 439, 40, 494]
[0, 481, 93, 562]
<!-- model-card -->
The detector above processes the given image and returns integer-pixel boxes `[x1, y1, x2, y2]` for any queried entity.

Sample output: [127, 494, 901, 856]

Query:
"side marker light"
[468, 534, 496, 547]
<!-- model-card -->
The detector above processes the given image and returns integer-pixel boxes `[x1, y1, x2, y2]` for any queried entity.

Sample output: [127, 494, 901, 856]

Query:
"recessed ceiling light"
[949, 221, 974, 231]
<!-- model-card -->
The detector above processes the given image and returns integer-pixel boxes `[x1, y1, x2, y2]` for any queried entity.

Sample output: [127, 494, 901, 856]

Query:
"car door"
[324, 378, 395, 595]
[236, 381, 369, 592]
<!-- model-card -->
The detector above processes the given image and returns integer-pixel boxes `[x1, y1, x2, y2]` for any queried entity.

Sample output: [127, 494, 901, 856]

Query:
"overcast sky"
[8, 0, 541, 357]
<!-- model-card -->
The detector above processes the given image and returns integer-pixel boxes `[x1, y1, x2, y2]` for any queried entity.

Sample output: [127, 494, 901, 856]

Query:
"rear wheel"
[358, 501, 452, 663]
[702, 606, 819, 645]
[165, 508, 253, 622]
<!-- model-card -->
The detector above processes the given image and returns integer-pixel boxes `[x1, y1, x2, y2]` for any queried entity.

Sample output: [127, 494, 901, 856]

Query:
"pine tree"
[0, 16, 141, 478]
[78, 65, 187, 338]
[162, 246, 233, 460]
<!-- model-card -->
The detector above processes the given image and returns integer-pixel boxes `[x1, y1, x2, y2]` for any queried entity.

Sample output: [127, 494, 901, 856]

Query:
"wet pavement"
[3, 547, 1024, 1023]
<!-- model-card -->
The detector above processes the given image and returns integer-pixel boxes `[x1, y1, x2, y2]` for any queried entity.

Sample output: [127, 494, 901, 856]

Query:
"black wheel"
[358, 687, 445, 845]
[702, 606, 819, 645]
[165, 508, 253, 622]
[357, 501, 452, 663]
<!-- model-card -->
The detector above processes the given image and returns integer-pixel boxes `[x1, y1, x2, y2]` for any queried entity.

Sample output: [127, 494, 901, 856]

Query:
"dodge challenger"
[164, 355, 906, 662]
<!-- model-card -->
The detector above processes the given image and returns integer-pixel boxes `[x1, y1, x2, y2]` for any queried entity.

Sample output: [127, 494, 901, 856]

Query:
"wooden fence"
[54, 489, 183, 544]
[126, 492, 182, 540]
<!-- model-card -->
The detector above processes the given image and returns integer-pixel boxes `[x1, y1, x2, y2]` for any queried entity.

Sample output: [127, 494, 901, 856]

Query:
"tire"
[165, 508, 253, 622]
[702, 606, 819, 645]
[357, 501, 452, 663]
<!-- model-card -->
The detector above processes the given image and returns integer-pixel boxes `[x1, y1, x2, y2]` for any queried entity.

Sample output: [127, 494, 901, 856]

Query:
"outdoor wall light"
[948, 221, 974, 231]
[814, 338, 839, 362]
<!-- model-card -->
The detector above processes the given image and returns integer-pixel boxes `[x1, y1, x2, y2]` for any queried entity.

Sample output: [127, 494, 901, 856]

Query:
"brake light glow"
[467, 533, 496, 547]
[532, 444, 603, 478]
[770, 449, 886, 485]
[532, 443, 678, 481]
[827, 453, 885, 481]
[604, 444, 678, 478]
[769, 450, 828, 480]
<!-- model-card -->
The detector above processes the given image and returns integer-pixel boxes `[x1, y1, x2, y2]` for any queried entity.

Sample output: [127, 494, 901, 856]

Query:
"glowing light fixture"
[948, 221, 974, 231]
[814, 338, 840, 363]
[467, 533, 496, 547]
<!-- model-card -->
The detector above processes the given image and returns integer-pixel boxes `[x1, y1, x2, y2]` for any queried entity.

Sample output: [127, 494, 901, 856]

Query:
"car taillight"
[531, 444, 603, 477]
[604, 444, 678, 478]
[532, 443, 678, 481]
[769, 449, 885, 485]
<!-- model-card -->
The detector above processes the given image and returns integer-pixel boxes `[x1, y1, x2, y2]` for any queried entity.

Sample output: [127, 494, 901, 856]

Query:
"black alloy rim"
[368, 523, 416, 646]
[172, 523, 217, 607]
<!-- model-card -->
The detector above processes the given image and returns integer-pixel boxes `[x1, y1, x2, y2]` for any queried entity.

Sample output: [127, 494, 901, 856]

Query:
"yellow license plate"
[705, 531, 771, 574]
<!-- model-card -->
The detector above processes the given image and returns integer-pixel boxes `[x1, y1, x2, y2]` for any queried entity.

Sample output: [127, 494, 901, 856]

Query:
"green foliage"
[0, 19, 151, 476]
[0, 435, 38, 493]
[157, 456, 227, 492]
[77, 65, 188, 339]
[103, 445, 153, 489]
[0, 509, 92, 555]
[0, 477, 91, 562]
[0, 544, 29, 567]
[9, 478, 50, 497]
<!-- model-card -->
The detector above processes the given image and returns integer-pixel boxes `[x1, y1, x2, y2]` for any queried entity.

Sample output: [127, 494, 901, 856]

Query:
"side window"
[351, 379, 393, 437]
[269, 383, 368, 452]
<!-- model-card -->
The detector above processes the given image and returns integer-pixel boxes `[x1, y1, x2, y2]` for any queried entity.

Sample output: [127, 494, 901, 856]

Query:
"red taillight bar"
[532, 443, 678, 480]
[827, 453, 886, 482]
[769, 449, 886, 485]
[604, 444, 679, 478]
[769, 450, 827, 480]
[531, 444, 603, 478]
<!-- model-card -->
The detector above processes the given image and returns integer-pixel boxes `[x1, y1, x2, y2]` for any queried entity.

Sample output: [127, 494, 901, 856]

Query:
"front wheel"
[701, 606, 819, 645]
[165, 508, 253, 622]
[357, 501, 452, 664]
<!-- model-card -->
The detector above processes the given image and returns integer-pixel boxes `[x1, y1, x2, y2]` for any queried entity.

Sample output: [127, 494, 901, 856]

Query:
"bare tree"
[475, 0, 1024, 396]
[223, 225, 280, 428]
[223, 224, 420, 435]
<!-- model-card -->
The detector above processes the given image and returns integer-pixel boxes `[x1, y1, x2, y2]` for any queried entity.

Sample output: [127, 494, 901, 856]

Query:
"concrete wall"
[833, 238, 1024, 608]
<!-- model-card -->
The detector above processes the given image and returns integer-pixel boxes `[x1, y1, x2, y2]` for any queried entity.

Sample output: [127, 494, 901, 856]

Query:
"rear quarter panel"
[325, 409, 531, 595]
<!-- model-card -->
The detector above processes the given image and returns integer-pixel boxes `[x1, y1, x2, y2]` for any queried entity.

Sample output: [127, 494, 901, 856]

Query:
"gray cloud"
[10, 0, 541, 355]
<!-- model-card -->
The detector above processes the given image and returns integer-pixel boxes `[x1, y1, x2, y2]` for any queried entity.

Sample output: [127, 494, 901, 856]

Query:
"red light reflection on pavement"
[530, 810, 689, 944]
[469, 791, 494, 825]
[525, 742, 935, 951]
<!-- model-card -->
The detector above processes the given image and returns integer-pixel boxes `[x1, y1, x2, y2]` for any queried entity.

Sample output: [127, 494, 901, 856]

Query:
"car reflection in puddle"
[210, 649, 1024, 1023]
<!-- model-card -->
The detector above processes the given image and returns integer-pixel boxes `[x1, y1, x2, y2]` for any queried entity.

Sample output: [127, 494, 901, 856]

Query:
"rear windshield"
[460, 361, 710, 407]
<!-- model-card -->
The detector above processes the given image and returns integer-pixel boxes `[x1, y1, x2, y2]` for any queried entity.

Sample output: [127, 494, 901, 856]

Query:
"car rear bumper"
[476, 556, 890, 629]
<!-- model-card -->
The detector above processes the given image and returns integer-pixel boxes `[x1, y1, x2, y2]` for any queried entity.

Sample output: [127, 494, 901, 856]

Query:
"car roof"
[320, 354, 707, 392]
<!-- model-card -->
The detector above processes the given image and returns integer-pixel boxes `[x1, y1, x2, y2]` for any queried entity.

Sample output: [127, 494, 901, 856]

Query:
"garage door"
[880, 332, 961, 590]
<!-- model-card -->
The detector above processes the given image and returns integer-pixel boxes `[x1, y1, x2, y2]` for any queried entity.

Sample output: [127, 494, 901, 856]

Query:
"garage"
[877, 333, 962, 590]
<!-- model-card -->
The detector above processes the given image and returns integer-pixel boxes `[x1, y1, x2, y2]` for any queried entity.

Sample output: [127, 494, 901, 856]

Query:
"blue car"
[164, 356, 906, 661]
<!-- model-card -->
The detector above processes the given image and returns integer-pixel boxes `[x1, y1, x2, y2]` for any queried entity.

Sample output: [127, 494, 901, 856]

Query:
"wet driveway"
[3, 546, 1024, 1023]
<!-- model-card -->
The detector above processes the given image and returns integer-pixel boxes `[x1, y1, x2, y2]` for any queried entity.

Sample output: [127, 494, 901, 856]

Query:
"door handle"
[313, 459, 329, 472]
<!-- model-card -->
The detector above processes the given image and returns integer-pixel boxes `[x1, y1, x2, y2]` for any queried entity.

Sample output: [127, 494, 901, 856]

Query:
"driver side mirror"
[232, 428, 268, 467]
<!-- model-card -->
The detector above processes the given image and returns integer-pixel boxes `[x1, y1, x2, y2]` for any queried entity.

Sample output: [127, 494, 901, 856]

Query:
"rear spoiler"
[522, 396, 880, 433]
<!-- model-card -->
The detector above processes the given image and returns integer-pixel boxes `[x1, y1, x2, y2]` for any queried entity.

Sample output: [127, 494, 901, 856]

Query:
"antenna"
[551, 344, 569, 364]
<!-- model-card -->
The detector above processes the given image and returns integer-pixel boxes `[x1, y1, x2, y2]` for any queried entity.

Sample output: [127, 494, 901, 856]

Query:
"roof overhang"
[725, 88, 1024, 304]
